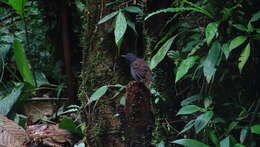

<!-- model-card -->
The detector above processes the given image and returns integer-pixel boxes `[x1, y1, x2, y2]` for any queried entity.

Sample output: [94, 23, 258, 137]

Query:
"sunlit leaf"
[229, 36, 247, 53]
[177, 105, 203, 115]
[194, 111, 213, 133]
[150, 35, 177, 69]
[205, 22, 219, 45]
[0, 83, 23, 115]
[238, 43, 250, 73]
[114, 11, 127, 47]
[172, 139, 209, 147]
[13, 40, 34, 86]
[251, 124, 260, 134]
[124, 6, 143, 13]
[88, 86, 108, 104]
[98, 11, 118, 24]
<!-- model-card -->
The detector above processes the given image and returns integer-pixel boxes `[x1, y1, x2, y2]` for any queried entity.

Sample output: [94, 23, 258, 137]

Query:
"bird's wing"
[131, 59, 153, 81]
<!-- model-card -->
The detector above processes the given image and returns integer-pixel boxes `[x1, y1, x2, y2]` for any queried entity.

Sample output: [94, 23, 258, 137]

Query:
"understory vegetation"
[1, 0, 260, 147]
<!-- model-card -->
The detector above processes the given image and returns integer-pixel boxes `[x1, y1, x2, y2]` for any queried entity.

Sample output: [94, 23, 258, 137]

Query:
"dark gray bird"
[122, 53, 153, 82]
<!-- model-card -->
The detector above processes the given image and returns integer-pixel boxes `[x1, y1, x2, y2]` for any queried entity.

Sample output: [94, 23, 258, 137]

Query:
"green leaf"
[124, 6, 143, 13]
[222, 42, 230, 59]
[229, 36, 247, 53]
[234, 144, 246, 147]
[88, 86, 108, 104]
[227, 121, 238, 133]
[177, 105, 203, 115]
[114, 11, 127, 47]
[35, 72, 49, 87]
[126, 19, 137, 34]
[172, 139, 209, 147]
[145, 7, 213, 20]
[59, 117, 81, 134]
[194, 111, 213, 133]
[179, 120, 195, 134]
[232, 24, 247, 32]
[8, 0, 26, 16]
[175, 56, 199, 82]
[238, 43, 250, 73]
[207, 128, 219, 147]
[250, 11, 260, 22]
[13, 40, 34, 86]
[181, 95, 201, 106]
[98, 11, 118, 24]
[251, 124, 260, 134]
[203, 41, 221, 83]
[240, 128, 248, 144]
[205, 22, 219, 45]
[0, 83, 23, 115]
[220, 136, 230, 147]
[150, 35, 177, 69]
[156, 141, 165, 147]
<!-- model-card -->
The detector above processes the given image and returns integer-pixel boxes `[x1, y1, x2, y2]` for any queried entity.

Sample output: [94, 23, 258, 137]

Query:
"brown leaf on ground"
[26, 124, 72, 147]
[0, 115, 29, 147]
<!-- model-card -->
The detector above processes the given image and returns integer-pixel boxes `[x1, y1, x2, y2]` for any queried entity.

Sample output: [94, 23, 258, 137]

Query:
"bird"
[121, 53, 153, 82]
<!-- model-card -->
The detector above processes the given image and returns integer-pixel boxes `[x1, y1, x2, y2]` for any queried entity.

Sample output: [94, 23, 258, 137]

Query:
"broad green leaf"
[172, 139, 209, 147]
[234, 144, 246, 147]
[250, 11, 260, 22]
[227, 121, 238, 133]
[0, 83, 23, 115]
[175, 56, 199, 82]
[124, 6, 143, 13]
[156, 141, 165, 147]
[120, 96, 125, 105]
[240, 128, 248, 144]
[203, 41, 221, 83]
[13, 40, 34, 86]
[98, 11, 118, 24]
[194, 111, 213, 133]
[220, 136, 230, 147]
[232, 24, 247, 32]
[177, 105, 203, 115]
[238, 43, 250, 73]
[207, 128, 219, 147]
[205, 22, 219, 45]
[88, 86, 108, 104]
[126, 19, 137, 34]
[150, 35, 177, 69]
[114, 11, 127, 47]
[59, 117, 81, 134]
[145, 7, 213, 20]
[8, 0, 26, 16]
[181, 95, 201, 106]
[222, 42, 230, 59]
[251, 124, 260, 134]
[179, 120, 195, 134]
[229, 36, 247, 52]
